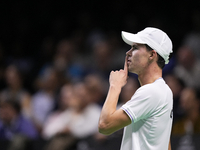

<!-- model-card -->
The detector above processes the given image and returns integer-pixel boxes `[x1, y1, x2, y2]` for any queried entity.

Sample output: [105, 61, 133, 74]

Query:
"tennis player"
[98, 27, 173, 150]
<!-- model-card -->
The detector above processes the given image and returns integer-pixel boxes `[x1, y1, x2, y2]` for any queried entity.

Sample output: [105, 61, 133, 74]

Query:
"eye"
[132, 45, 138, 50]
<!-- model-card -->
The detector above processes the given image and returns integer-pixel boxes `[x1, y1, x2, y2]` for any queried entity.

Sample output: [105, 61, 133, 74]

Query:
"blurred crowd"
[0, 30, 134, 150]
[0, 1, 200, 150]
[0, 28, 200, 150]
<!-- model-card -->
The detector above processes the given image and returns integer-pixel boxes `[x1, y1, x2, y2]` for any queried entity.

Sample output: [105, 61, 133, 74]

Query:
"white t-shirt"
[120, 78, 173, 150]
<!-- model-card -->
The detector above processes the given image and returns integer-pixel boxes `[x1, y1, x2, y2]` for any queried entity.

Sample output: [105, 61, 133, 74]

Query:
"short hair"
[145, 44, 165, 69]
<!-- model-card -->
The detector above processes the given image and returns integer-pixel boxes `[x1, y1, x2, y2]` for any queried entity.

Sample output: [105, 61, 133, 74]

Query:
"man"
[98, 27, 173, 150]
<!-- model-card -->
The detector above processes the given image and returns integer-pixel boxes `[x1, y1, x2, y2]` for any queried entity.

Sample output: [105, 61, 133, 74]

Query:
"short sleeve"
[121, 85, 159, 123]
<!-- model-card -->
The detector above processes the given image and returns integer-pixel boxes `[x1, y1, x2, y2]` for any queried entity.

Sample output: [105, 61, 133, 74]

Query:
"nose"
[126, 48, 132, 56]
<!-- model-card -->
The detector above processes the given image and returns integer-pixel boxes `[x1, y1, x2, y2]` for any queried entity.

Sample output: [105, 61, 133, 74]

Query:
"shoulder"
[133, 81, 162, 98]
[142, 78, 171, 94]
[127, 78, 172, 106]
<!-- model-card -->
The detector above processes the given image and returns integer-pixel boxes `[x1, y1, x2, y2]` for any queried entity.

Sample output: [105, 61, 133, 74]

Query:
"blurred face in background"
[180, 88, 199, 112]
[53, 39, 76, 72]
[164, 74, 183, 98]
[59, 84, 74, 110]
[39, 68, 59, 92]
[65, 82, 90, 112]
[84, 74, 106, 104]
[0, 102, 17, 124]
[177, 46, 196, 70]
[5, 65, 22, 89]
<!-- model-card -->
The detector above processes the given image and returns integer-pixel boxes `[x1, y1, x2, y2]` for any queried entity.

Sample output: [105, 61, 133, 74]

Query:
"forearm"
[99, 59, 129, 135]
[99, 85, 121, 133]
[168, 140, 171, 150]
[100, 85, 121, 121]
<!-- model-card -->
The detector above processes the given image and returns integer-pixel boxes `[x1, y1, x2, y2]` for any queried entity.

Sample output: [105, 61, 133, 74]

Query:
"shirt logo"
[170, 109, 173, 118]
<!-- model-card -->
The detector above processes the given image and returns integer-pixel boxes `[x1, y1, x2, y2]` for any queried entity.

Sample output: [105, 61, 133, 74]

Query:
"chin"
[129, 68, 138, 75]
[129, 69, 135, 74]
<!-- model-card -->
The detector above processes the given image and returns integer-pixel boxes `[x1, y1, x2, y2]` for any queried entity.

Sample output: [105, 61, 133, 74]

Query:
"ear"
[149, 50, 157, 61]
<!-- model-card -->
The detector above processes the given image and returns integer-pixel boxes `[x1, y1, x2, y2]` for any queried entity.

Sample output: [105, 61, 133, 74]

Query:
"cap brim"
[122, 31, 146, 46]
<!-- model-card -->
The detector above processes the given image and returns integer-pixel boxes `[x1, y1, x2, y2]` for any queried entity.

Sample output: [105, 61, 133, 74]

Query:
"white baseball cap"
[122, 27, 173, 64]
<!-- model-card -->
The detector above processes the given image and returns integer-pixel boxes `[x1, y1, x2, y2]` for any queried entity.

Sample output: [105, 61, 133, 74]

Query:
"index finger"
[124, 55, 128, 74]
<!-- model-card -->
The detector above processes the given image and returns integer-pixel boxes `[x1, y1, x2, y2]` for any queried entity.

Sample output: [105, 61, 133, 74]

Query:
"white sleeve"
[121, 85, 158, 123]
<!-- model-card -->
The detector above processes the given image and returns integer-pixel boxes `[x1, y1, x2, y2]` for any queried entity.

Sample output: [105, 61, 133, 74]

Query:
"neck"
[138, 64, 162, 86]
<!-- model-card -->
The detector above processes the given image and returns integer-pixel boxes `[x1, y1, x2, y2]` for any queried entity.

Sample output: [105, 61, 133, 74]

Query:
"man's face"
[126, 44, 151, 74]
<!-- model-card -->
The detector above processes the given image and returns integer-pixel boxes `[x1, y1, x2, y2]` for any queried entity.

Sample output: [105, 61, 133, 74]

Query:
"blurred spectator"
[54, 83, 74, 113]
[86, 34, 125, 79]
[164, 74, 185, 122]
[81, 77, 140, 150]
[41, 39, 86, 83]
[172, 87, 200, 136]
[84, 73, 107, 106]
[181, 32, 200, 59]
[42, 81, 101, 150]
[31, 67, 60, 133]
[119, 77, 140, 107]
[173, 33, 200, 90]
[0, 65, 32, 119]
[42, 83, 74, 139]
[89, 39, 114, 78]
[0, 99, 38, 150]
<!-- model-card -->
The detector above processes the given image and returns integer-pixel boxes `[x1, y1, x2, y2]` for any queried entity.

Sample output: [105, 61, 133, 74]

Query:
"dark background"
[0, 0, 200, 55]
[0, 0, 200, 92]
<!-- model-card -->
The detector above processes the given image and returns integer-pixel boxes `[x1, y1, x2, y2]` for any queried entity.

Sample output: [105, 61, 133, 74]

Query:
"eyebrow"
[132, 43, 145, 48]
[131, 43, 142, 49]
[132, 43, 139, 47]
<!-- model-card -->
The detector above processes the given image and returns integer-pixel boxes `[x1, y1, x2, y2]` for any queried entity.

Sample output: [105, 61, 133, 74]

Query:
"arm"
[168, 140, 171, 150]
[98, 57, 131, 135]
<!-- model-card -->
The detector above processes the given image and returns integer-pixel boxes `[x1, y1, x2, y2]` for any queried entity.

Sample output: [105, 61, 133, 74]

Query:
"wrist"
[109, 84, 122, 94]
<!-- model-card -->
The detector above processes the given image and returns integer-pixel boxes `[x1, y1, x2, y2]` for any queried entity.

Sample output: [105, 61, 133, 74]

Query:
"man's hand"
[109, 56, 128, 88]
[98, 56, 131, 135]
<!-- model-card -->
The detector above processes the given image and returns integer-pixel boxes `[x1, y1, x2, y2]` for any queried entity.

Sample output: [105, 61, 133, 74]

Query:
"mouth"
[127, 59, 131, 65]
